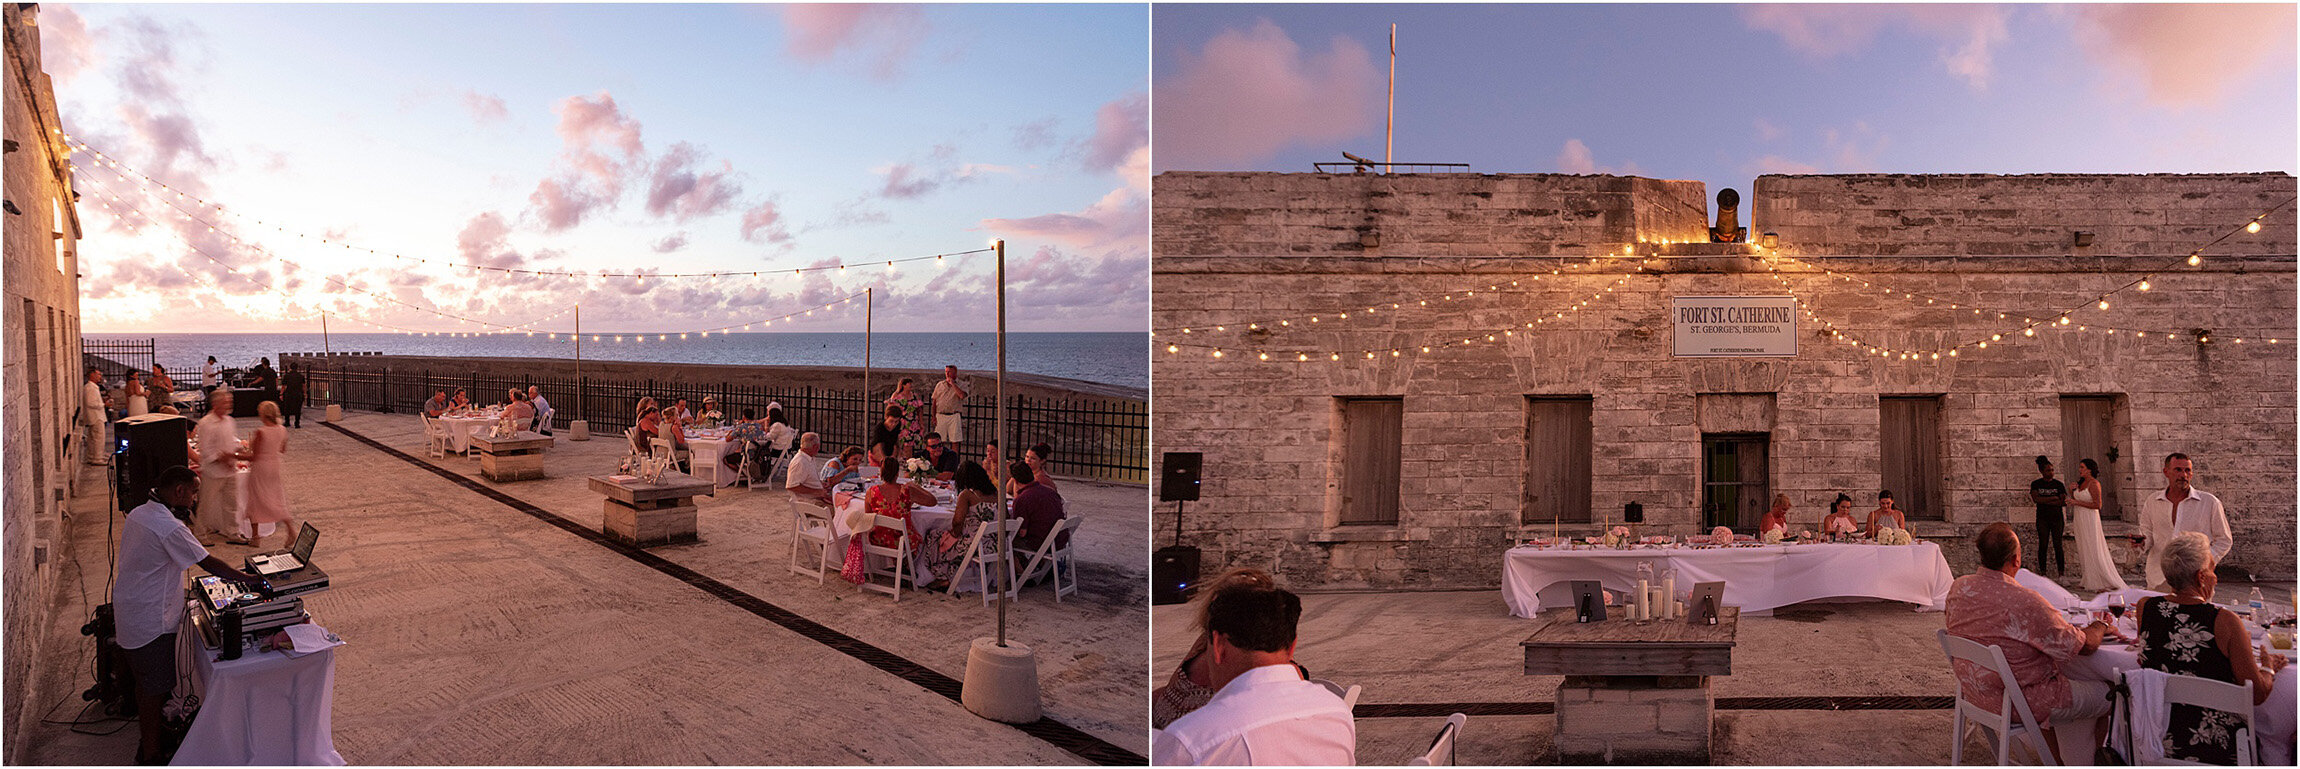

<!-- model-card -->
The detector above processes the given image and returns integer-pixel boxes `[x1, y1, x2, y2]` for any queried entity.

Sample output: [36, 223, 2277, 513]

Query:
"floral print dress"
[2136, 597, 2244, 765]
[885, 390, 930, 458]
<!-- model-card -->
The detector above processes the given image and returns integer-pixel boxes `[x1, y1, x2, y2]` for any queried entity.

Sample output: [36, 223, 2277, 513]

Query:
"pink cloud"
[527, 177, 603, 231]
[740, 201, 792, 243]
[1153, 19, 1382, 170]
[455, 211, 527, 269]
[982, 186, 1145, 252]
[646, 142, 743, 221]
[462, 91, 509, 124]
[878, 162, 941, 199]
[524, 91, 648, 230]
[1555, 139, 1597, 174]
[2059, 4, 2297, 109]
[36, 5, 98, 85]
[780, 4, 929, 81]
[1742, 4, 2009, 90]
[652, 233, 689, 253]
[1082, 91, 1147, 174]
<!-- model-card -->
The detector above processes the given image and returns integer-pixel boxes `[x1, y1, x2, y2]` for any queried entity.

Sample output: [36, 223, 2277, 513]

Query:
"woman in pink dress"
[242, 401, 298, 549]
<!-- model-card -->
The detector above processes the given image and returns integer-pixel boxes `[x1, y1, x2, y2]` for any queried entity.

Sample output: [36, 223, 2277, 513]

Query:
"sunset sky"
[50, 3, 1148, 334]
[1154, 3, 2296, 198]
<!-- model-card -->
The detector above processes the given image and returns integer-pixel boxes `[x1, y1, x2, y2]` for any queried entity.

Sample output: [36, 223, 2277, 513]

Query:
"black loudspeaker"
[114, 413, 191, 511]
[1152, 545, 1201, 605]
[1160, 452, 1202, 502]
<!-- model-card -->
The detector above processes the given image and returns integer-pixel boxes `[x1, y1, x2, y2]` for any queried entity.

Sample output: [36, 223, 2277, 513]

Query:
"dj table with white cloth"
[172, 617, 345, 765]
[1502, 542, 1956, 619]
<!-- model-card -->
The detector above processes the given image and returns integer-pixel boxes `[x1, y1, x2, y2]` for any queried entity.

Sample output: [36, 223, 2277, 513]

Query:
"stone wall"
[1152, 171, 2295, 590]
[3, 5, 86, 760]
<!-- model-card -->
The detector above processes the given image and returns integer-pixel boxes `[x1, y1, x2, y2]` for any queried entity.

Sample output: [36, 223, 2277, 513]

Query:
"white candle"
[1635, 579, 1650, 620]
[1662, 576, 1676, 618]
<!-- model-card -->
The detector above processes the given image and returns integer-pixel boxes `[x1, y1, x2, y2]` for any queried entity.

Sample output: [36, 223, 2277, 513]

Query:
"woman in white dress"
[124, 372, 149, 417]
[2067, 458, 2127, 590]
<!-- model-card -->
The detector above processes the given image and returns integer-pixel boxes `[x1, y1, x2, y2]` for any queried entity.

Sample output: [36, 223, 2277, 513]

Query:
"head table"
[1503, 540, 1956, 618]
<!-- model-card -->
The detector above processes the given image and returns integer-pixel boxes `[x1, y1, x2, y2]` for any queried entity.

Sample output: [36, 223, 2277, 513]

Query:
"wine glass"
[2108, 593, 2128, 620]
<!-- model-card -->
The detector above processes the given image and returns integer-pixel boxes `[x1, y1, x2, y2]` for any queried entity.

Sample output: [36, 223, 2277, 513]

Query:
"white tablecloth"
[683, 431, 734, 488]
[1501, 541, 1955, 618]
[835, 490, 956, 584]
[437, 415, 495, 453]
[173, 615, 345, 765]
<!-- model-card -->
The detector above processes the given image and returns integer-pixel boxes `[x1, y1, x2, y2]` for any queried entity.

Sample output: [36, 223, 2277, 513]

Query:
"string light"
[1151, 251, 1632, 333]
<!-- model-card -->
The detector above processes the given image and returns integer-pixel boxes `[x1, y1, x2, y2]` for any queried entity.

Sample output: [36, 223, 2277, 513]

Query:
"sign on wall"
[1671, 296, 1798, 357]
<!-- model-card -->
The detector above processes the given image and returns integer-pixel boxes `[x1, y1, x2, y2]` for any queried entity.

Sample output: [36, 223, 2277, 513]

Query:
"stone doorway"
[1703, 433, 1770, 532]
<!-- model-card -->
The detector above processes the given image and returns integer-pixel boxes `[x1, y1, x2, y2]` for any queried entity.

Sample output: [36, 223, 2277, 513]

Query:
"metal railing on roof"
[1311, 161, 1472, 174]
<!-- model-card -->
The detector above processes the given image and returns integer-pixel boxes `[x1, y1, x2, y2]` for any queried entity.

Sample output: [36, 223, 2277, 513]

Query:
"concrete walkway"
[1154, 584, 2293, 765]
[22, 411, 1146, 765]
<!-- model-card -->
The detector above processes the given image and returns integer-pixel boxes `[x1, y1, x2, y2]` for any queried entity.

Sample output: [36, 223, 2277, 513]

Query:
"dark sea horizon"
[89, 332, 1148, 391]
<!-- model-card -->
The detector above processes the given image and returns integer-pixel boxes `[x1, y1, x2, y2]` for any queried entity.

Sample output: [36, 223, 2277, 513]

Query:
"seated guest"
[450, 387, 471, 411]
[1154, 567, 1284, 728]
[114, 466, 267, 765]
[1010, 461, 1067, 554]
[823, 446, 867, 490]
[2136, 532, 2293, 765]
[763, 407, 795, 465]
[921, 460, 1001, 591]
[1152, 584, 1356, 765]
[869, 405, 904, 467]
[1866, 489, 1907, 537]
[1946, 522, 2121, 764]
[669, 398, 696, 426]
[983, 439, 1005, 487]
[526, 386, 552, 435]
[634, 404, 688, 467]
[1821, 493, 1859, 537]
[784, 432, 833, 507]
[423, 389, 449, 418]
[504, 389, 536, 428]
[1758, 493, 1792, 536]
[1025, 442, 1060, 494]
[914, 432, 961, 481]
[839, 460, 936, 585]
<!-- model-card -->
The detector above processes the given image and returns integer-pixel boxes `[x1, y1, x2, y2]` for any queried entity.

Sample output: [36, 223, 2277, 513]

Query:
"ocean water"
[96, 332, 1147, 391]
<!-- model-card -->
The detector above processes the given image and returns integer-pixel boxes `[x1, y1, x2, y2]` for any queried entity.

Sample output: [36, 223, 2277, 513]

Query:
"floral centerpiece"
[1760, 526, 1786, 544]
[1709, 526, 1735, 546]
[696, 410, 724, 429]
[902, 456, 932, 481]
[1600, 525, 1631, 548]
[1875, 527, 1914, 546]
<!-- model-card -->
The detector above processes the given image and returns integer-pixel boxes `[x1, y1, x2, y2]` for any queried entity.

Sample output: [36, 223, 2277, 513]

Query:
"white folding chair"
[421, 414, 451, 458]
[1407, 713, 1468, 766]
[950, 517, 1025, 605]
[1016, 515, 1080, 602]
[732, 443, 760, 488]
[1310, 678, 1363, 712]
[856, 514, 910, 601]
[787, 497, 836, 584]
[2132, 672, 2256, 766]
[1937, 629, 2058, 766]
[650, 437, 693, 475]
[534, 405, 552, 435]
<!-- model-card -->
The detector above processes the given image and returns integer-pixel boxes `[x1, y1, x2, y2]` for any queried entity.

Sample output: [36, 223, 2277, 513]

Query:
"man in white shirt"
[80, 368, 110, 465]
[1152, 586, 1355, 766]
[194, 389, 249, 543]
[200, 355, 219, 393]
[113, 465, 266, 764]
[785, 432, 832, 506]
[932, 365, 970, 446]
[2140, 452, 2233, 589]
[526, 386, 552, 436]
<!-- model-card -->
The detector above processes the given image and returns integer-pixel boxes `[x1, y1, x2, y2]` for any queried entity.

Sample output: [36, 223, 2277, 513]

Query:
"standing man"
[2140, 452, 2233, 589]
[80, 368, 110, 465]
[1151, 585, 1357, 765]
[200, 355, 220, 395]
[280, 362, 306, 428]
[527, 386, 552, 436]
[2029, 456, 2068, 577]
[195, 390, 249, 544]
[932, 365, 970, 449]
[113, 465, 266, 765]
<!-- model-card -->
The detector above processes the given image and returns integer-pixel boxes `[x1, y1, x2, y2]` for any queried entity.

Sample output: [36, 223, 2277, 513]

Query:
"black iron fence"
[82, 337, 155, 379]
[302, 364, 1148, 484]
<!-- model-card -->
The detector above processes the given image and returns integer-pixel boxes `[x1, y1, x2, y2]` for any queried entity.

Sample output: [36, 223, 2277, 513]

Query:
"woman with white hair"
[2135, 531, 2292, 764]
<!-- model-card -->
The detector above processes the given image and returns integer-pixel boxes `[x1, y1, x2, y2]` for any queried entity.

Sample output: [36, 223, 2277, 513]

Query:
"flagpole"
[1385, 23, 1396, 172]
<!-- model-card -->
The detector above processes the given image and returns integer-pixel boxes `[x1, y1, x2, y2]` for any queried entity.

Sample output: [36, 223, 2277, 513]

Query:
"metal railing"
[303, 364, 1149, 484]
[81, 337, 155, 378]
[1311, 161, 1472, 174]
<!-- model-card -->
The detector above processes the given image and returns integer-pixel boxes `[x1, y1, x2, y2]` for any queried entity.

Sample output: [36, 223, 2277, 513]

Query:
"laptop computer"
[249, 524, 318, 575]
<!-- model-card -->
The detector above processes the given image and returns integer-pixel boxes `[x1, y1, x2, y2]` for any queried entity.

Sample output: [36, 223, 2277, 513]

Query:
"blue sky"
[1153, 3, 2297, 197]
[50, 3, 1148, 334]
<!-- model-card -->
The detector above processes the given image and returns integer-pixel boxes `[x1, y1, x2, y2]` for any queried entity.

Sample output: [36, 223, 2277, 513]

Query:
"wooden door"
[1526, 397, 1594, 523]
[1880, 396, 1944, 519]
[2060, 396, 2121, 521]
[1340, 398, 1403, 525]
[1703, 434, 1769, 532]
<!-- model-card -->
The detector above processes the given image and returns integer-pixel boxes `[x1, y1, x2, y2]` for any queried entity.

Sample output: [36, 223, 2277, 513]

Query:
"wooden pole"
[321, 312, 330, 355]
[574, 305, 582, 420]
[1385, 23, 1396, 171]
[864, 287, 874, 443]
[993, 240, 1009, 646]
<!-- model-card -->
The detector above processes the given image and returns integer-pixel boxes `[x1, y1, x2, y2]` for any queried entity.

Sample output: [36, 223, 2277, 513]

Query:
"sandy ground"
[1152, 582, 2294, 765]
[20, 410, 1148, 765]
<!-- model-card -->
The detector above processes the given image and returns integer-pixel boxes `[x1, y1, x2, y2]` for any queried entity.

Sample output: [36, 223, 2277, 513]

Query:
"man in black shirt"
[2028, 456, 2068, 576]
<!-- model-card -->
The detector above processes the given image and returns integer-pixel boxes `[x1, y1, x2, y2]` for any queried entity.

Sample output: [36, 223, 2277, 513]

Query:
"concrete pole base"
[324, 404, 342, 423]
[961, 637, 1042, 724]
[569, 420, 590, 441]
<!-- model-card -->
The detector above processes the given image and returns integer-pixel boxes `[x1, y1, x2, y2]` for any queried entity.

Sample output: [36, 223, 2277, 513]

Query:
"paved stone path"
[24, 411, 1146, 764]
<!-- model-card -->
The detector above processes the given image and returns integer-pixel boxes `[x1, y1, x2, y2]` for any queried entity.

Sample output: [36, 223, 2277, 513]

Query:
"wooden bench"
[1522, 606, 1738, 764]
[471, 432, 552, 482]
[589, 473, 715, 547]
